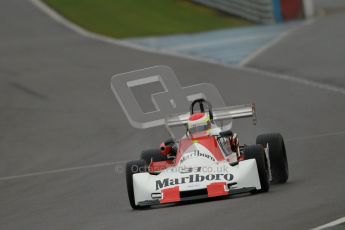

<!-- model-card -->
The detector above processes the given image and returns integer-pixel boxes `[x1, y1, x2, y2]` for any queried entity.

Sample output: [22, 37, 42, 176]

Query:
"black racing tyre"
[256, 133, 289, 184]
[126, 160, 149, 209]
[140, 149, 167, 165]
[243, 145, 270, 193]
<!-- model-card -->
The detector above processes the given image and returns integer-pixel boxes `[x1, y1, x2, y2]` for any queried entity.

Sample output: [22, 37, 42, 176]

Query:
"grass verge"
[43, 0, 251, 38]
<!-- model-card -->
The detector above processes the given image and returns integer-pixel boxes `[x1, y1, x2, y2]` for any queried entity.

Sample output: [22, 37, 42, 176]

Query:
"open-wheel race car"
[126, 98, 288, 209]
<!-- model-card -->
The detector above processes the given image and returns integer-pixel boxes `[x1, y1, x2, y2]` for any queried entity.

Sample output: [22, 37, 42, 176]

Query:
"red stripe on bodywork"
[160, 186, 180, 204]
[176, 136, 225, 162]
[176, 138, 193, 162]
[198, 136, 225, 161]
[207, 182, 228, 197]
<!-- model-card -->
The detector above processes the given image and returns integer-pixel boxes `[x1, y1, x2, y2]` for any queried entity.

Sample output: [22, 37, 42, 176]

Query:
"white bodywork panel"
[133, 158, 261, 205]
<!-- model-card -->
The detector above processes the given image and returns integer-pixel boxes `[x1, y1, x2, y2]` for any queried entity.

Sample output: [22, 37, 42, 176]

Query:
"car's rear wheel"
[256, 133, 289, 184]
[126, 160, 149, 209]
[140, 149, 167, 165]
[243, 145, 270, 193]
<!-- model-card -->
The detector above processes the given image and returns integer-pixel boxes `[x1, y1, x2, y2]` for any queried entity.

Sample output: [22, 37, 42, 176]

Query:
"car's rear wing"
[165, 103, 256, 127]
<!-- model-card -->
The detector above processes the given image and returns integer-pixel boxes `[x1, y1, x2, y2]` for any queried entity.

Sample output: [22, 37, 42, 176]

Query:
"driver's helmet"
[187, 112, 212, 137]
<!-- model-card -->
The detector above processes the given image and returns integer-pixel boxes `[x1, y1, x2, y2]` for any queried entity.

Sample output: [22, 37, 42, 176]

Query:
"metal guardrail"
[192, 0, 276, 23]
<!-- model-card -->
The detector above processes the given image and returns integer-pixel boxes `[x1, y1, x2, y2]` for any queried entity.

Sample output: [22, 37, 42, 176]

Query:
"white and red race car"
[126, 99, 288, 209]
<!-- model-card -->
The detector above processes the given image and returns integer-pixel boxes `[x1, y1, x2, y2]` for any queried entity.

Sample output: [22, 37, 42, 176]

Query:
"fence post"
[303, 0, 315, 18]
[272, 0, 283, 22]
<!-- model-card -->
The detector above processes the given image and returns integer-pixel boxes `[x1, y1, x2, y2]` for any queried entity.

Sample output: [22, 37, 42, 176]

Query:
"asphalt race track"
[248, 13, 345, 88]
[1, 1, 345, 229]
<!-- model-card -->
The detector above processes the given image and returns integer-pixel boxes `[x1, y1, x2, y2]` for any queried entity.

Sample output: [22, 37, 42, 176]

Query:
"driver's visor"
[189, 122, 211, 134]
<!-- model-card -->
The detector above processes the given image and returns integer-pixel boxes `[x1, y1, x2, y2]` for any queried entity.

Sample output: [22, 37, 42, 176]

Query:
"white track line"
[1, 130, 344, 181]
[311, 216, 345, 230]
[236, 66, 345, 95]
[29, 0, 345, 96]
[286, 130, 345, 142]
[0, 161, 126, 181]
[238, 19, 316, 67]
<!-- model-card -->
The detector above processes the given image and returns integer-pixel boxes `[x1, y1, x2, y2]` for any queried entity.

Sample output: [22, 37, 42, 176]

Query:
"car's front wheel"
[126, 160, 149, 209]
[243, 144, 270, 193]
[256, 133, 289, 184]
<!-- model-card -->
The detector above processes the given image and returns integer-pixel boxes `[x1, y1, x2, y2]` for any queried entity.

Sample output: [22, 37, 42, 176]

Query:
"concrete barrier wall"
[193, 0, 279, 23]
